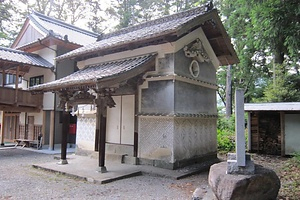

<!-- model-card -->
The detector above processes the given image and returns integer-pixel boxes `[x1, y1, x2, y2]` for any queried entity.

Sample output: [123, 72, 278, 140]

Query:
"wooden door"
[106, 95, 135, 145]
[3, 114, 19, 142]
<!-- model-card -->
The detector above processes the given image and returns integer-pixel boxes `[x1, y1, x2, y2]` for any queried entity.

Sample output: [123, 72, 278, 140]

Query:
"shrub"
[217, 129, 235, 153]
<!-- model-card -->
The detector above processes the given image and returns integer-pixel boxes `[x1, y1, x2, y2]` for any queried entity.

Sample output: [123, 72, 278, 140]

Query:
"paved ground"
[0, 148, 210, 200]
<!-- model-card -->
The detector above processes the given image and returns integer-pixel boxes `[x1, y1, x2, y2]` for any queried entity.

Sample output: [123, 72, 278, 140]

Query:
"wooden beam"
[0, 105, 41, 113]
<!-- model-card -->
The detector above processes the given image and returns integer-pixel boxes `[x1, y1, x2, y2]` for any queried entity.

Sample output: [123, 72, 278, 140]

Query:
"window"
[4, 74, 22, 85]
[29, 76, 44, 87]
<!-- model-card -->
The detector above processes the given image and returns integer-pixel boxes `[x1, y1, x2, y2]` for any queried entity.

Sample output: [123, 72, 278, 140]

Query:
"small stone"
[86, 177, 95, 183]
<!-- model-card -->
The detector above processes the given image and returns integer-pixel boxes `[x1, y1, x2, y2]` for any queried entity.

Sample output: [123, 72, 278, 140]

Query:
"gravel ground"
[0, 148, 209, 200]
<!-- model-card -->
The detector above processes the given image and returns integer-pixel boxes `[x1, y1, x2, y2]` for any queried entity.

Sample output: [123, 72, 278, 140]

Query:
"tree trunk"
[226, 65, 232, 118]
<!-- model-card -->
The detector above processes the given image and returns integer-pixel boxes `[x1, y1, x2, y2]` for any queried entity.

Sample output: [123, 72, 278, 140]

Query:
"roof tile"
[0, 46, 53, 68]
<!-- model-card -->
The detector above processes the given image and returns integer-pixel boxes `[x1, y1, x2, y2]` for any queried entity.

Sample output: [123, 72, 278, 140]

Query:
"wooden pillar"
[2, 69, 5, 87]
[49, 111, 55, 150]
[14, 66, 19, 104]
[58, 109, 69, 164]
[0, 111, 4, 145]
[247, 112, 251, 152]
[96, 96, 107, 173]
[57, 91, 72, 165]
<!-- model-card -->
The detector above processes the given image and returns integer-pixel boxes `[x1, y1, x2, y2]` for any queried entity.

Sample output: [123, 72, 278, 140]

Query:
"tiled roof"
[56, 5, 211, 61]
[29, 11, 99, 46]
[0, 46, 53, 68]
[30, 53, 156, 92]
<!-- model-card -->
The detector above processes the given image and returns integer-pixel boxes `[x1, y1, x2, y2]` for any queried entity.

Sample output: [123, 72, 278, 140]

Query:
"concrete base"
[96, 166, 107, 173]
[57, 159, 68, 165]
[227, 153, 255, 175]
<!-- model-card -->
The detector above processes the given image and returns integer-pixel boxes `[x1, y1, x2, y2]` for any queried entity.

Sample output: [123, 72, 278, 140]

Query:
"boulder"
[208, 162, 280, 200]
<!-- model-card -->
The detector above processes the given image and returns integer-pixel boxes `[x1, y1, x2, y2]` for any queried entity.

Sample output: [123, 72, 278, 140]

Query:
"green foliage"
[217, 115, 235, 153]
[292, 152, 300, 166]
[217, 129, 235, 153]
[262, 72, 300, 102]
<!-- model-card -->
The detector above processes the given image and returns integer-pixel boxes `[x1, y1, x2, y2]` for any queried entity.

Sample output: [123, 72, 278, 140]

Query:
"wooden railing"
[0, 87, 43, 109]
[18, 124, 43, 141]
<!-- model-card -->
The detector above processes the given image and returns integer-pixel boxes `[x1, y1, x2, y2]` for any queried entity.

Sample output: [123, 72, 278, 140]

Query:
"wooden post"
[2, 69, 5, 87]
[134, 132, 138, 157]
[96, 96, 107, 173]
[247, 112, 251, 152]
[0, 111, 4, 146]
[58, 109, 69, 164]
[14, 66, 19, 104]
[49, 111, 55, 150]
[94, 106, 100, 152]
[57, 91, 71, 165]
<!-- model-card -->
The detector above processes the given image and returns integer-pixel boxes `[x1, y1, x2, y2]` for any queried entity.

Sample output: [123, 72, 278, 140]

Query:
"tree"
[0, 1, 20, 46]
[219, 0, 300, 104]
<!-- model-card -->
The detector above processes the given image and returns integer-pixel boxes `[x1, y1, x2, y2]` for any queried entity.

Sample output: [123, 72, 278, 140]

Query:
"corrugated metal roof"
[245, 102, 300, 111]
[0, 46, 53, 68]
[29, 11, 99, 46]
[56, 5, 212, 61]
[30, 53, 156, 92]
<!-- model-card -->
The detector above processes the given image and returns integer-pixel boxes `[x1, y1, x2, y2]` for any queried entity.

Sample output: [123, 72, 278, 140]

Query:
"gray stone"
[57, 159, 68, 165]
[209, 162, 280, 200]
[192, 187, 217, 200]
[227, 153, 255, 175]
[227, 160, 255, 175]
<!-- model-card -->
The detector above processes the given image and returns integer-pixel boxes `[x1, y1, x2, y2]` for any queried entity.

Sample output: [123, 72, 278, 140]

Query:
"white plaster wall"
[33, 47, 56, 65]
[138, 116, 174, 163]
[76, 115, 96, 151]
[173, 118, 217, 160]
[23, 64, 55, 110]
[28, 112, 43, 125]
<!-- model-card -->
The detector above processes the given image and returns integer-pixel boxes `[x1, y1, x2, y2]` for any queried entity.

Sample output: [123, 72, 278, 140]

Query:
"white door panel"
[106, 96, 121, 143]
[121, 95, 135, 145]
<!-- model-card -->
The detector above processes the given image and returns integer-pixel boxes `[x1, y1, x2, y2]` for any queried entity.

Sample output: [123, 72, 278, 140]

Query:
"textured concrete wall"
[76, 115, 96, 152]
[138, 117, 174, 163]
[173, 118, 217, 161]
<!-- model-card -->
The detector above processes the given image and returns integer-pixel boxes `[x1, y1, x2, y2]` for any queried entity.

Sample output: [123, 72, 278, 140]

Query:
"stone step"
[105, 153, 138, 165]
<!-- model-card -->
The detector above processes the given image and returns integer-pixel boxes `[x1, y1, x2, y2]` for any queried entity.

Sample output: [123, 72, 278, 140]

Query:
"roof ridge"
[102, 4, 210, 40]
[31, 11, 99, 37]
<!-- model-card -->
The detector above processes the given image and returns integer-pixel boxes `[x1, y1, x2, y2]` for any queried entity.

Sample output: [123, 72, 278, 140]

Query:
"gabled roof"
[56, 4, 238, 66]
[12, 11, 99, 50]
[245, 102, 300, 111]
[0, 46, 53, 69]
[30, 53, 156, 92]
